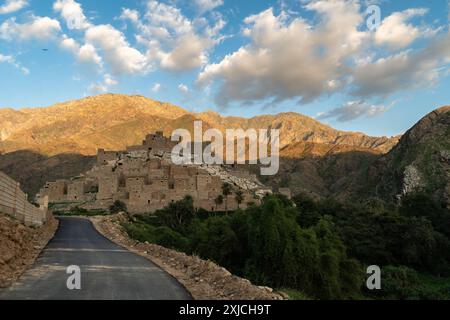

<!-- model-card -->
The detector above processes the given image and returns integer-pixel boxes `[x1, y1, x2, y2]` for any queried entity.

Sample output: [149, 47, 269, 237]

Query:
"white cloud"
[0, 0, 28, 14]
[199, 0, 450, 107]
[145, 0, 193, 36]
[85, 24, 149, 75]
[122, 0, 225, 72]
[151, 83, 162, 92]
[103, 73, 117, 86]
[194, 0, 223, 14]
[317, 101, 389, 122]
[53, 0, 91, 30]
[352, 32, 450, 97]
[89, 73, 117, 94]
[199, 2, 366, 106]
[158, 34, 212, 71]
[0, 52, 29, 74]
[119, 8, 140, 24]
[53, 0, 150, 76]
[60, 35, 103, 67]
[375, 8, 438, 50]
[89, 83, 108, 94]
[0, 16, 61, 41]
[178, 83, 189, 93]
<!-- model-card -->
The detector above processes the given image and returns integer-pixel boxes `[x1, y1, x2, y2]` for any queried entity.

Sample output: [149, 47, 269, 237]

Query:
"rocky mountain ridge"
[0, 94, 399, 156]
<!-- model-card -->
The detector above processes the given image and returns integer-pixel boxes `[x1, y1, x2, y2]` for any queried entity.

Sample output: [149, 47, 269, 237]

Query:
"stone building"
[37, 131, 271, 214]
[41, 180, 68, 202]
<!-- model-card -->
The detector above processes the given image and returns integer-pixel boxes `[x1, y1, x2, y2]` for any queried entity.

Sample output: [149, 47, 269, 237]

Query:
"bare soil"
[0, 213, 58, 288]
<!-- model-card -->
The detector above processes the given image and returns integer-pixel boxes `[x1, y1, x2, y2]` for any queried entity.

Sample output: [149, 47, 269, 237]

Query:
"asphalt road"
[0, 217, 192, 300]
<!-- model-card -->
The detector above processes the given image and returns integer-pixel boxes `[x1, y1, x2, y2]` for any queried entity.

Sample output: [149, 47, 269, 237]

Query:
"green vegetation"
[109, 200, 127, 214]
[122, 190, 450, 300]
[279, 288, 312, 300]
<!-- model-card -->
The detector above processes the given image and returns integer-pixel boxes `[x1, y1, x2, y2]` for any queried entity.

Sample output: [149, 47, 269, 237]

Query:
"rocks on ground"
[90, 213, 284, 300]
[0, 213, 58, 288]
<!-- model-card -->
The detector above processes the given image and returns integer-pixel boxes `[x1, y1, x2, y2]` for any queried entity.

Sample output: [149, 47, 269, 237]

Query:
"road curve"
[0, 217, 192, 300]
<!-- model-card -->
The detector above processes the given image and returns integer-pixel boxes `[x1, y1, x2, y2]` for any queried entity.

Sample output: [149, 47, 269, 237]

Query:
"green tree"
[191, 216, 240, 270]
[235, 190, 244, 209]
[154, 196, 195, 234]
[245, 195, 361, 299]
[222, 182, 232, 214]
[215, 194, 224, 211]
[109, 200, 127, 214]
[400, 192, 450, 238]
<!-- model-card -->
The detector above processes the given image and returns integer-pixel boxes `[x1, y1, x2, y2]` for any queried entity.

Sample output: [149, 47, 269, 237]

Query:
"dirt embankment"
[90, 213, 284, 300]
[0, 213, 58, 288]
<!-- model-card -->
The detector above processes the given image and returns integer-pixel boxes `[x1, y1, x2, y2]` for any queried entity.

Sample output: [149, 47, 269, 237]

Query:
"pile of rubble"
[202, 165, 261, 191]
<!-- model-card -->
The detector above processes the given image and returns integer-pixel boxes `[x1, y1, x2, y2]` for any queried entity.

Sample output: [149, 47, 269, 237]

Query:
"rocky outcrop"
[401, 165, 422, 196]
[440, 150, 450, 164]
[369, 106, 450, 203]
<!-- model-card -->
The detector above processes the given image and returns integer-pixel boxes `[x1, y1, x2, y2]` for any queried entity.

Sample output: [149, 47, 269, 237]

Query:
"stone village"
[37, 131, 291, 214]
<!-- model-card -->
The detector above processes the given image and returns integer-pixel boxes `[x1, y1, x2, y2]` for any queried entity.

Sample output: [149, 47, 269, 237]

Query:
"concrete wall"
[0, 171, 47, 226]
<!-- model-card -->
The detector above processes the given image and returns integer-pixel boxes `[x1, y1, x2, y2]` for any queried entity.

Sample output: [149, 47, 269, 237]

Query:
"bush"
[400, 192, 450, 238]
[121, 192, 450, 300]
[109, 200, 127, 214]
[376, 266, 421, 300]
[153, 226, 190, 252]
[154, 196, 195, 234]
[190, 216, 240, 270]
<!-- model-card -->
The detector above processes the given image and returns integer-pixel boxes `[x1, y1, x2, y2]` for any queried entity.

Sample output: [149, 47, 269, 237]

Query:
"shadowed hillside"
[366, 106, 450, 205]
[0, 150, 95, 199]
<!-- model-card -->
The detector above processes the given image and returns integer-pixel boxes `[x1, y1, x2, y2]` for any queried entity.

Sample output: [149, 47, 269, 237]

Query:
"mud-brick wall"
[0, 171, 47, 226]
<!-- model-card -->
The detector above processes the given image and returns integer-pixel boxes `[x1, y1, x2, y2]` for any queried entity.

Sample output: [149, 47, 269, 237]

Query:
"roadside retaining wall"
[0, 171, 47, 226]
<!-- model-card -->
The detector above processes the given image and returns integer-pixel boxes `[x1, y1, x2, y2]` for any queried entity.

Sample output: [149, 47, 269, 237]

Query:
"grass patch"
[278, 288, 313, 300]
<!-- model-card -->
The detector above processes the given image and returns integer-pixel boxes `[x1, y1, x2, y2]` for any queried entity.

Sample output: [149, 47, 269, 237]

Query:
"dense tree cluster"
[122, 191, 450, 300]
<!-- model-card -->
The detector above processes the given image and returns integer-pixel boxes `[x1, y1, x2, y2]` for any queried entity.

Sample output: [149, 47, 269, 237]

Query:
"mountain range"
[0, 94, 398, 155]
[0, 94, 448, 207]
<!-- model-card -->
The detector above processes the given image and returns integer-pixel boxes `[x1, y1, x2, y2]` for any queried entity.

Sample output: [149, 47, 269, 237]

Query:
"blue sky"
[0, 0, 450, 137]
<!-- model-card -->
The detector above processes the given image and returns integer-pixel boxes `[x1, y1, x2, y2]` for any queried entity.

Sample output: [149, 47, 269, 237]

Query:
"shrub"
[109, 200, 127, 214]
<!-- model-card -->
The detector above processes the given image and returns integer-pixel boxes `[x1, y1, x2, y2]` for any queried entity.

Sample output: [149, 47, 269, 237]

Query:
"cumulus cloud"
[199, 0, 450, 108]
[60, 35, 103, 67]
[0, 52, 29, 74]
[352, 32, 450, 97]
[85, 24, 149, 75]
[374, 8, 438, 50]
[89, 73, 117, 94]
[52, 0, 150, 76]
[194, 0, 223, 14]
[178, 83, 189, 93]
[0, 0, 28, 14]
[145, 0, 193, 36]
[158, 34, 212, 71]
[317, 101, 389, 122]
[121, 0, 225, 72]
[53, 0, 91, 30]
[0, 16, 61, 41]
[119, 8, 140, 24]
[151, 83, 162, 93]
[198, 2, 366, 106]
